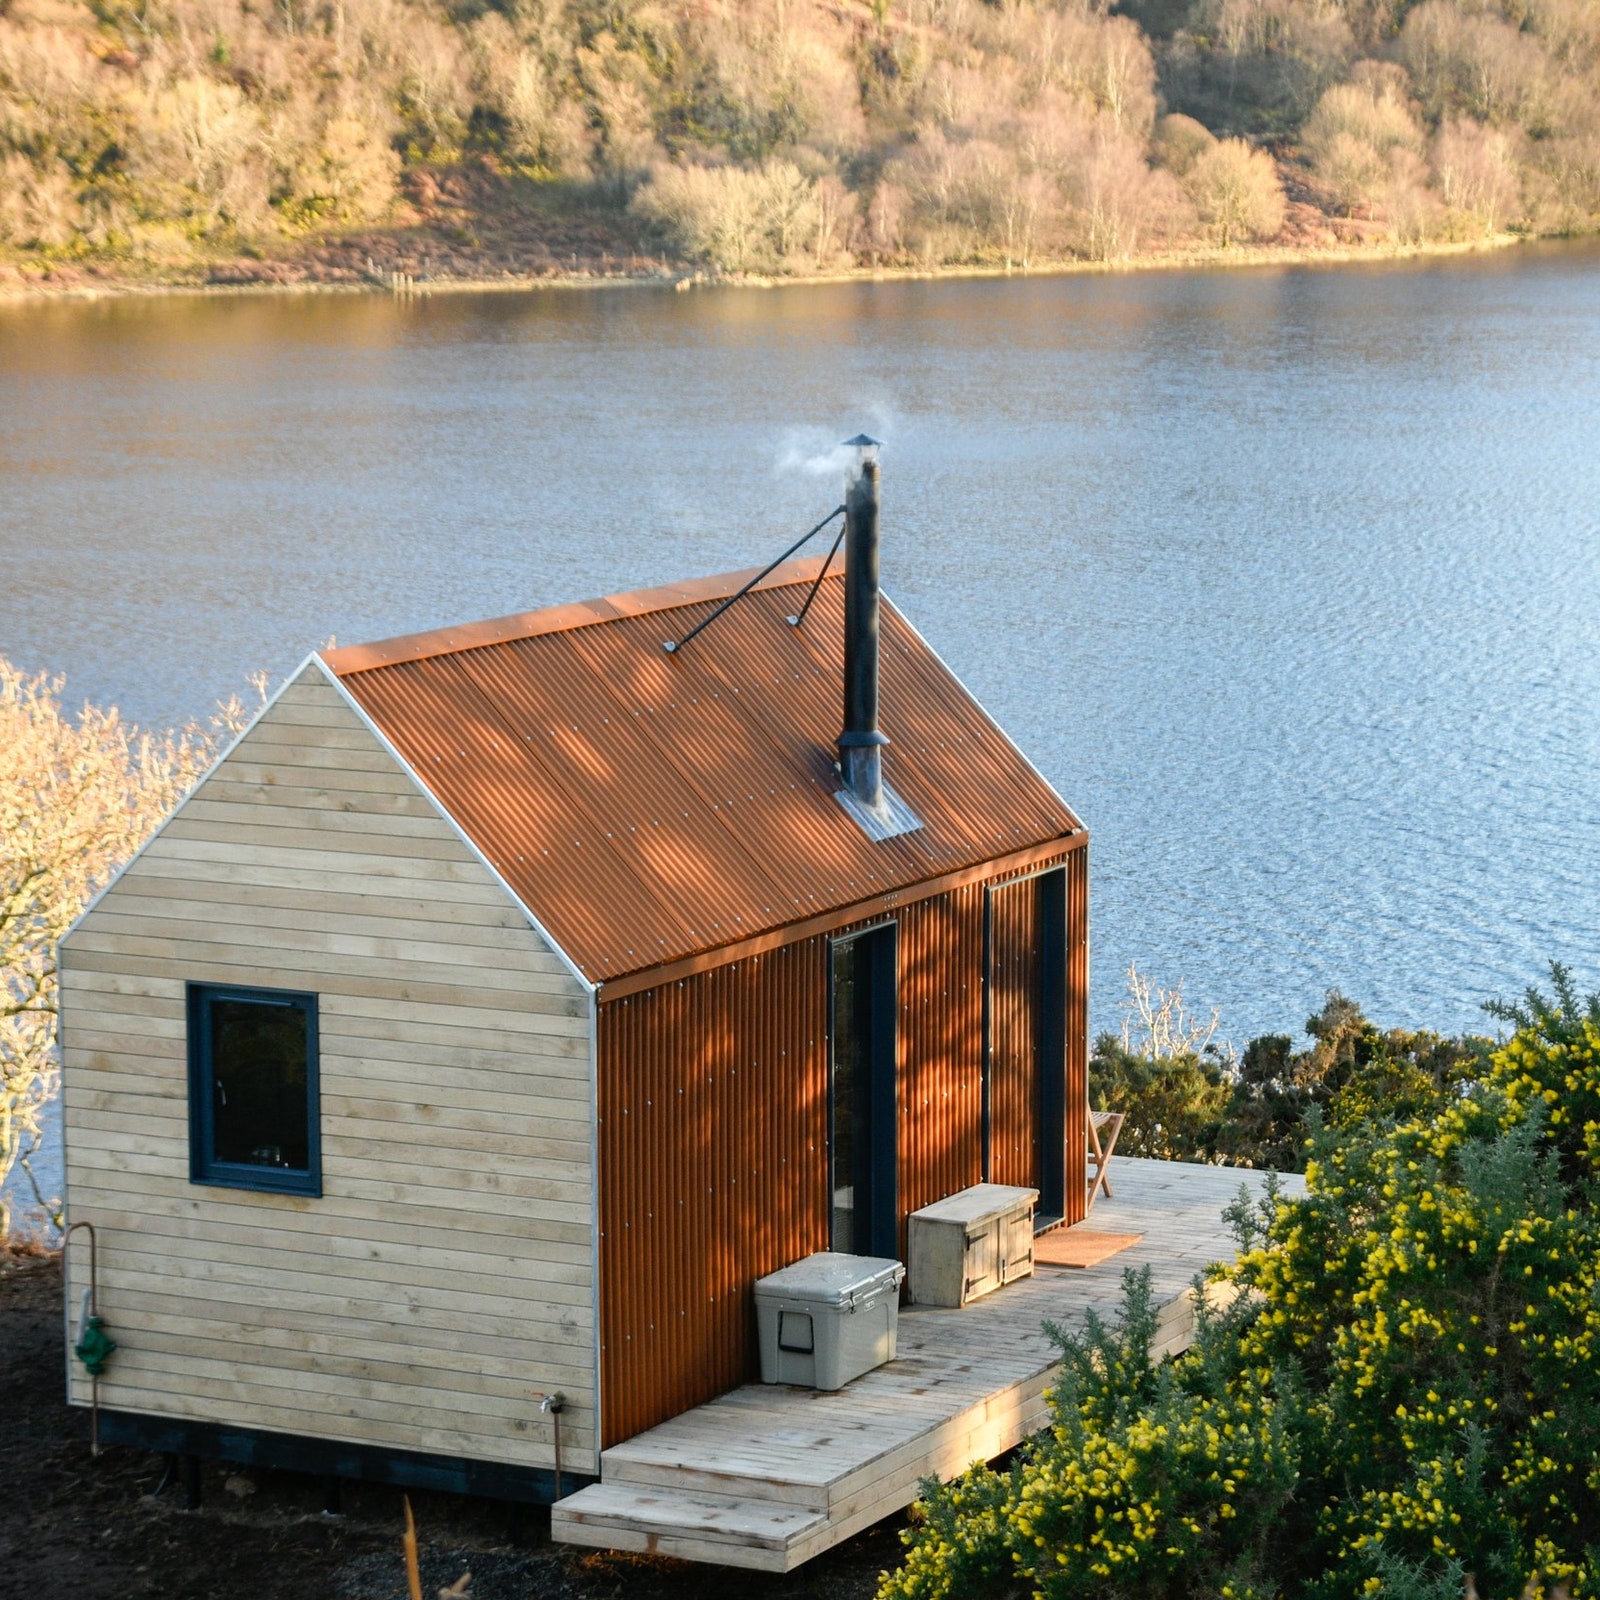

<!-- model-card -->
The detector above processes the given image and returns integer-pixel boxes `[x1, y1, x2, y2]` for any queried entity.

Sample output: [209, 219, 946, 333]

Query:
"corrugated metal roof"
[324, 558, 1081, 985]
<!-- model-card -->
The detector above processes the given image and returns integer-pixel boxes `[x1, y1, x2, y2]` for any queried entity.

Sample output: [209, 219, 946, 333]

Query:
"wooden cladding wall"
[597, 842, 1087, 1449]
[59, 665, 600, 1475]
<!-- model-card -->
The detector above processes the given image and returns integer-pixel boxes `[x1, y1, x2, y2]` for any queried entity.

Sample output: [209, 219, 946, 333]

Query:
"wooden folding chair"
[1087, 1109, 1125, 1210]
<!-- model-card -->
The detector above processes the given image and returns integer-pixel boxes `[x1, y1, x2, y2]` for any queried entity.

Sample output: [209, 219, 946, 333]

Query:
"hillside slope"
[1, 0, 1596, 289]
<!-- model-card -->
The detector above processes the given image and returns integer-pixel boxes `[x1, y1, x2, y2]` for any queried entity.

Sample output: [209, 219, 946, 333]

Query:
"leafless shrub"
[1432, 113, 1524, 233]
[1152, 112, 1216, 177]
[1120, 962, 1230, 1065]
[1304, 61, 1427, 222]
[0, 658, 263, 1238]
[632, 158, 819, 272]
[1184, 135, 1287, 244]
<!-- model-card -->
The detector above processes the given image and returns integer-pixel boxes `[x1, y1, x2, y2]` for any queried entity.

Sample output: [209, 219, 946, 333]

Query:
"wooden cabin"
[59, 464, 1089, 1527]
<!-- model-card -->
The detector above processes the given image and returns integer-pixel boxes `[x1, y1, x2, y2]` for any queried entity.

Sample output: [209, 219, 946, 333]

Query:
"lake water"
[4, 242, 1599, 1219]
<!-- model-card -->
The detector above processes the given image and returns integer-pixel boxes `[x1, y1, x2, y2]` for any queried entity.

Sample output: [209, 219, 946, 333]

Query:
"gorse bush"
[889, 966, 1600, 1600]
[884, 1273, 1300, 1600]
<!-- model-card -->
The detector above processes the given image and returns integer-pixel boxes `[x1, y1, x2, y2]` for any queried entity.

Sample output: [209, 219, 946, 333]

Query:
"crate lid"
[911, 1183, 1039, 1228]
[754, 1251, 905, 1308]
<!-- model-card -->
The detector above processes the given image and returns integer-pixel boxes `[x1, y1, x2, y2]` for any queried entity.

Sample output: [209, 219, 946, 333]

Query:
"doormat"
[1034, 1230, 1144, 1269]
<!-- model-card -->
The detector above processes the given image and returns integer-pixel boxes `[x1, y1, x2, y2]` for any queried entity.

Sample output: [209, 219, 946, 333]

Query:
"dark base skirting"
[96, 1409, 589, 1505]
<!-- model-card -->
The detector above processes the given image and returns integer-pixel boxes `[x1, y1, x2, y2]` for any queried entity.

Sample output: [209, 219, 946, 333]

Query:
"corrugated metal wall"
[892, 886, 985, 1256]
[597, 845, 1086, 1449]
[987, 874, 1043, 1191]
[596, 942, 830, 1449]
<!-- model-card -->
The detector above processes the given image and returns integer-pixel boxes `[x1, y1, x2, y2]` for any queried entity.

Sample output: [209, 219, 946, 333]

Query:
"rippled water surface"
[4, 244, 1599, 1210]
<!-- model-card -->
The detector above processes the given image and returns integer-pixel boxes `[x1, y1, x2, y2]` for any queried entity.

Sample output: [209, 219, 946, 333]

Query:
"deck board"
[553, 1158, 1301, 1568]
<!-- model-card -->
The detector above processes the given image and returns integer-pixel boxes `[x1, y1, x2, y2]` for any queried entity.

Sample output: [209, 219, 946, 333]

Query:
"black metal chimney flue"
[838, 440, 888, 815]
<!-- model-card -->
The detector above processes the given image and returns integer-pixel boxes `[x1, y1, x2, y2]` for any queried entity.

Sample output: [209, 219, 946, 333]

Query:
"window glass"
[830, 923, 896, 1257]
[189, 984, 319, 1194]
[211, 999, 311, 1171]
[830, 939, 861, 1252]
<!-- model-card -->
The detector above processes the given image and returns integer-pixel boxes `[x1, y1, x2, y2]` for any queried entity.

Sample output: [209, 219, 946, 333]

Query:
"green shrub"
[884, 1269, 1299, 1600]
[887, 968, 1600, 1600]
[1090, 1033, 1234, 1161]
[1095, 981, 1484, 1175]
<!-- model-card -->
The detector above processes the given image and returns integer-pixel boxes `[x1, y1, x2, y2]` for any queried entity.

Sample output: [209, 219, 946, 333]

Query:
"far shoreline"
[0, 228, 1558, 309]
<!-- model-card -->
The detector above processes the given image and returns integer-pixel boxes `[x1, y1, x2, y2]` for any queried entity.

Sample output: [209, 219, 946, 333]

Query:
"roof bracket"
[663, 505, 844, 656]
[785, 519, 848, 630]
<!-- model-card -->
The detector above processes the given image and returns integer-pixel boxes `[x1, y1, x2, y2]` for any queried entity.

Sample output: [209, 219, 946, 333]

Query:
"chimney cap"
[842, 433, 882, 451]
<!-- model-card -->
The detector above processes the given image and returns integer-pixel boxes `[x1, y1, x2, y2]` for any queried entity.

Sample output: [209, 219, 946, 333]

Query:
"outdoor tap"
[538, 1392, 568, 1500]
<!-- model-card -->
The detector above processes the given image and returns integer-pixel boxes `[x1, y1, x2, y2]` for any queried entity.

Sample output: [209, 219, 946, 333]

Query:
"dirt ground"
[0, 1251, 905, 1600]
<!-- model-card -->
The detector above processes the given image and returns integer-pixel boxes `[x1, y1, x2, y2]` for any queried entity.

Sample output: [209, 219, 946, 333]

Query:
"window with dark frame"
[828, 923, 898, 1259]
[187, 983, 321, 1196]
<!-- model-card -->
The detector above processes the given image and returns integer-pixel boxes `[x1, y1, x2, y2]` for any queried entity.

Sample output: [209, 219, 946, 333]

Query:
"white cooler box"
[755, 1252, 905, 1389]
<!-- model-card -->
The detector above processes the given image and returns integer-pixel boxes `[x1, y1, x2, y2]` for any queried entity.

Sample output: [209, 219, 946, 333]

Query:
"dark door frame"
[1037, 868, 1068, 1220]
[827, 920, 899, 1259]
[981, 867, 1068, 1220]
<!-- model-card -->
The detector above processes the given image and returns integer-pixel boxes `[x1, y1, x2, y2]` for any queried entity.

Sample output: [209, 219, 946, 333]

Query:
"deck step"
[551, 1483, 826, 1571]
[600, 1419, 848, 1509]
[552, 1162, 1298, 1573]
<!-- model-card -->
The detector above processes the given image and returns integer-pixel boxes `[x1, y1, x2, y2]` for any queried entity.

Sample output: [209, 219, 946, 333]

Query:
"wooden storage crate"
[908, 1183, 1039, 1308]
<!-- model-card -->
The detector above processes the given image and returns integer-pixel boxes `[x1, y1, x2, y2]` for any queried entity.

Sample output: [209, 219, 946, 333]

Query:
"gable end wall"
[59, 663, 599, 1475]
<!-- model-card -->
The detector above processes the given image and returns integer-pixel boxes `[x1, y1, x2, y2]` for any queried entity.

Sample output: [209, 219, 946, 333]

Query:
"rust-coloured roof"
[324, 558, 1081, 986]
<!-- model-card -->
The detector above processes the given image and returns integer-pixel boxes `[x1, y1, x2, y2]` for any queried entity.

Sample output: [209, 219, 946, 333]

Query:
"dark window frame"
[187, 982, 322, 1197]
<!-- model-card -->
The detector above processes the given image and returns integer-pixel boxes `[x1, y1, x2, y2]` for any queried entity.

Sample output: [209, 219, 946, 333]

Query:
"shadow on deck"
[552, 1157, 1302, 1570]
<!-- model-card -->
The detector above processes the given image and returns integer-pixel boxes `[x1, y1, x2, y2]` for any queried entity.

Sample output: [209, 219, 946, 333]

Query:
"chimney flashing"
[835, 777, 922, 842]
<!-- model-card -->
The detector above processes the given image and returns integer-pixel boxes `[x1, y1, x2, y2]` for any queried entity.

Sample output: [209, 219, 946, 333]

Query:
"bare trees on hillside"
[1186, 137, 1288, 244]
[3, 0, 1599, 274]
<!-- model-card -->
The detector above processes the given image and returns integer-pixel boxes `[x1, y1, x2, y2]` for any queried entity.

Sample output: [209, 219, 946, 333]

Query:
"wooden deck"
[551, 1157, 1302, 1570]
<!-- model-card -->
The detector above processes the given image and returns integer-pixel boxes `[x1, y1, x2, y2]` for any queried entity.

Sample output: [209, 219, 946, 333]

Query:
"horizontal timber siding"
[60, 663, 600, 1476]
